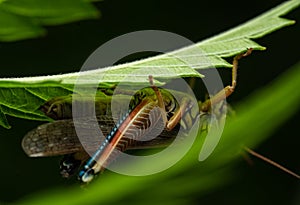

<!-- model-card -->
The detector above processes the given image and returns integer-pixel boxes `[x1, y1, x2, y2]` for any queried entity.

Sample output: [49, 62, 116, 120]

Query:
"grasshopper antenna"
[244, 147, 300, 179]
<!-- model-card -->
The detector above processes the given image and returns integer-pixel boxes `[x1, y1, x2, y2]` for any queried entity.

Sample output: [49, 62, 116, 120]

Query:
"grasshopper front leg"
[201, 48, 253, 112]
[148, 75, 192, 131]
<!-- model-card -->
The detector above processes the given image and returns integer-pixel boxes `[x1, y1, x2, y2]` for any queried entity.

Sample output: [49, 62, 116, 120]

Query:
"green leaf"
[0, 0, 299, 128]
[0, 104, 10, 128]
[0, 85, 73, 129]
[0, 0, 100, 41]
[15, 61, 300, 205]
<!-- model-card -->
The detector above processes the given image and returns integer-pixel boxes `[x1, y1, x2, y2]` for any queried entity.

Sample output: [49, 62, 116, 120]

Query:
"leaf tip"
[1, 122, 11, 129]
[260, 46, 267, 51]
[252, 46, 267, 51]
[290, 20, 296, 25]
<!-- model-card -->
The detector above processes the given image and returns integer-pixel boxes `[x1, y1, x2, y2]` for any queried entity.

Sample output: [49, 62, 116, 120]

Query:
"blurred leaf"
[0, 0, 299, 128]
[0, 9, 45, 41]
[0, 0, 100, 41]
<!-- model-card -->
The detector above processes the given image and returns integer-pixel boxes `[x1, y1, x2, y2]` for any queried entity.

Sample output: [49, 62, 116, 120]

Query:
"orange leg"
[201, 48, 253, 112]
[165, 98, 190, 131]
[148, 75, 169, 126]
[148, 75, 190, 131]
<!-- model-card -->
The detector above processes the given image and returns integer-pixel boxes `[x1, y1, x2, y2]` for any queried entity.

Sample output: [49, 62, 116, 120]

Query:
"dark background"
[0, 0, 299, 204]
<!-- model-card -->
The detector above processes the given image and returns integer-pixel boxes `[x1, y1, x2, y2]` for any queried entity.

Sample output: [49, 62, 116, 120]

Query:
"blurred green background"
[0, 0, 299, 204]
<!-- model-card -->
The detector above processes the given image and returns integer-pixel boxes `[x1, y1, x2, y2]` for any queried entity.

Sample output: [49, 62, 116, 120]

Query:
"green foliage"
[0, 0, 100, 41]
[0, 1, 299, 204]
[0, 0, 299, 129]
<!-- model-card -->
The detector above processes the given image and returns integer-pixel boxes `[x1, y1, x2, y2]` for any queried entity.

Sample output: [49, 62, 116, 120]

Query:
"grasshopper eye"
[79, 169, 95, 183]
[40, 95, 73, 119]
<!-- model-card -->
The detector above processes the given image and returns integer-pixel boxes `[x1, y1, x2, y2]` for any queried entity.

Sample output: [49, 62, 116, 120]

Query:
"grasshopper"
[24, 48, 299, 182]
[23, 82, 205, 182]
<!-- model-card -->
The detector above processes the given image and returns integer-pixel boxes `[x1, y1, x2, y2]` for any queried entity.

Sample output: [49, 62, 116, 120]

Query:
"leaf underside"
[0, 0, 299, 128]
